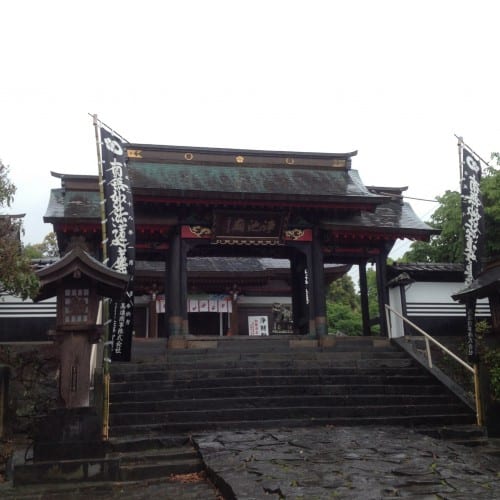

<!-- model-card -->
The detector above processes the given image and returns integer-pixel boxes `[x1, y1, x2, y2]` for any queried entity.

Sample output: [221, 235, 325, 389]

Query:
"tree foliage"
[481, 158, 500, 258]
[0, 159, 39, 299]
[400, 191, 463, 263]
[401, 162, 500, 263]
[327, 273, 358, 309]
[326, 270, 382, 336]
[24, 232, 59, 259]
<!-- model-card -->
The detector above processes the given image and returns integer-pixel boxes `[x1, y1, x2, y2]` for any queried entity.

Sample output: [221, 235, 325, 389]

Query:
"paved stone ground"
[2, 427, 500, 499]
[194, 426, 500, 499]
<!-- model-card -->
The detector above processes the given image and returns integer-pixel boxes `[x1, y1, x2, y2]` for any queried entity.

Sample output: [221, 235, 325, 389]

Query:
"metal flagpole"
[92, 113, 112, 440]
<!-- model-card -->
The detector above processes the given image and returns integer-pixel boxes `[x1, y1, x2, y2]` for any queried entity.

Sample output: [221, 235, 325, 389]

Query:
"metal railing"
[385, 304, 483, 427]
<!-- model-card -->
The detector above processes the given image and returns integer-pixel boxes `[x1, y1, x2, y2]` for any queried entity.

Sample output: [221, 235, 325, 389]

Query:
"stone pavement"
[3, 426, 500, 499]
[194, 426, 500, 499]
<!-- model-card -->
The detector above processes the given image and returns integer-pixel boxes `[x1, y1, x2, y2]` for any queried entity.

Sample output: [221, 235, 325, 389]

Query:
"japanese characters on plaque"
[213, 211, 285, 244]
[100, 127, 135, 362]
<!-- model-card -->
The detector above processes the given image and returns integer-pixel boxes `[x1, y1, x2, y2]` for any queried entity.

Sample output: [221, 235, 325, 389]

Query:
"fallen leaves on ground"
[168, 471, 206, 483]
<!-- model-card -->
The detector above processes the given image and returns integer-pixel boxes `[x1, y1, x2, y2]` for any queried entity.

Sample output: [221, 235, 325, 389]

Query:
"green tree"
[481, 161, 500, 258]
[326, 270, 383, 335]
[0, 159, 39, 299]
[366, 267, 380, 334]
[401, 162, 500, 263]
[326, 274, 362, 335]
[24, 232, 59, 259]
[327, 273, 358, 309]
[400, 191, 463, 263]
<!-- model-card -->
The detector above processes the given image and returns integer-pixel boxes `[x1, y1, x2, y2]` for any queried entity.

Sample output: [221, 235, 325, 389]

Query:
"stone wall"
[0, 343, 59, 436]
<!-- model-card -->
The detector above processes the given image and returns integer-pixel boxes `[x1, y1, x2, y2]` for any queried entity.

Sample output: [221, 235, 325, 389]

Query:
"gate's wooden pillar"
[291, 252, 306, 335]
[359, 260, 371, 336]
[312, 234, 327, 337]
[180, 239, 189, 335]
[148, 295, 158, 338]
[166, 231, 182, 336]
[376, 250, 389, 337]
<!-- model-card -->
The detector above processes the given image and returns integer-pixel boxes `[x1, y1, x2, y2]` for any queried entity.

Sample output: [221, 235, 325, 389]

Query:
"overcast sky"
[1, 1, 499, 259]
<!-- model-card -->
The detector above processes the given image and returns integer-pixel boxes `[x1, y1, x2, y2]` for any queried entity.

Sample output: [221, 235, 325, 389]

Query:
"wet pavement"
[195, 426, 500, 499]
[3, 426, 500, 499]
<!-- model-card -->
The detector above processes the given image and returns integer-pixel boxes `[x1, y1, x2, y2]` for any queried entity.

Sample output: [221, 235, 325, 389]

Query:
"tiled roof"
[135, 258, 347, 275]
[320, 200, 437, 237]
[44, 186, 433, 238]
[128, 162, 382, 205]
[44, 189, 100, 221]
[452, 262, 500, 301]
[387, 262, 464, 283]
[390, 263, 464, 273]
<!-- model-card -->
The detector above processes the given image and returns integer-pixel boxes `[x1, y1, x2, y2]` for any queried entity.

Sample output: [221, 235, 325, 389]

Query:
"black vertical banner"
[460, 146, 483, 362]
[100, 128, 135, 362]
[461, 147, 484, 285]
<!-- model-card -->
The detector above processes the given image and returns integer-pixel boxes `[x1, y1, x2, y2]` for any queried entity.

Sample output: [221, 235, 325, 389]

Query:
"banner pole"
[456, 135, 464, 184]
[454, 133, 491, 169]
[88, 112, 129, 144]
[92, 113, 111, 441]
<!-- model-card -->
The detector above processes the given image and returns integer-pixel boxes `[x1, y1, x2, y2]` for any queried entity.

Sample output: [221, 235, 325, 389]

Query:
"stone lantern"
[33, 246, 127, 460]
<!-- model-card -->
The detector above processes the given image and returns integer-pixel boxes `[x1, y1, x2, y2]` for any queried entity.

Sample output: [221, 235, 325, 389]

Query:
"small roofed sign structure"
[453, 259, 500, 335]
[35, 246, 127, 407]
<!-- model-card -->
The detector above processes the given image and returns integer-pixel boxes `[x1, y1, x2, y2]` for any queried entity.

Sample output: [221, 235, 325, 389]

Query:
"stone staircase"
[8, 336, 482, 491]
[12, 434, 203, 486]
[105, 434, 203, 482]
[109, 336, 476, 436]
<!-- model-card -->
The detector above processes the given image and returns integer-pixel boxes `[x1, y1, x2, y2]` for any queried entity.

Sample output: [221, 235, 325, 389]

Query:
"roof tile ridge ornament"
[124, 142, 358, 169]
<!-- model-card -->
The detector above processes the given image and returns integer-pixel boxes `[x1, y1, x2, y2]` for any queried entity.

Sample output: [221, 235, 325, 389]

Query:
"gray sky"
[1, 0, 499, 259]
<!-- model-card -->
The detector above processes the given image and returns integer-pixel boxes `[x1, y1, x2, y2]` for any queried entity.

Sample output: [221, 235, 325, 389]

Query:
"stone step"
[110, 383, 449, 402]
[13, 438, 202, 486]
[209, 337, 396, 352]
[109, 445, 198, 464]
[111, 365, 423, 383]
[112, 352, 410, 375]
[414, 424, 489, 447]
[118, 457, 203, 482]
[162, 358, 413, 371]
[166, 349, 408, 362]
[110, 394, 458, 413]
[214, 338, 292, 352]
[106, 434, 189, 453]
[109, 403, 470, 426]
[13, 457, 120, 486]
[109, 413, 475, 437]
[110, 373, 438, 393]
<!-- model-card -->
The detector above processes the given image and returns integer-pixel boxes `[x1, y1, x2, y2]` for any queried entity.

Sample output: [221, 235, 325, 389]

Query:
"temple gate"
[44, 144, 436, 342]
